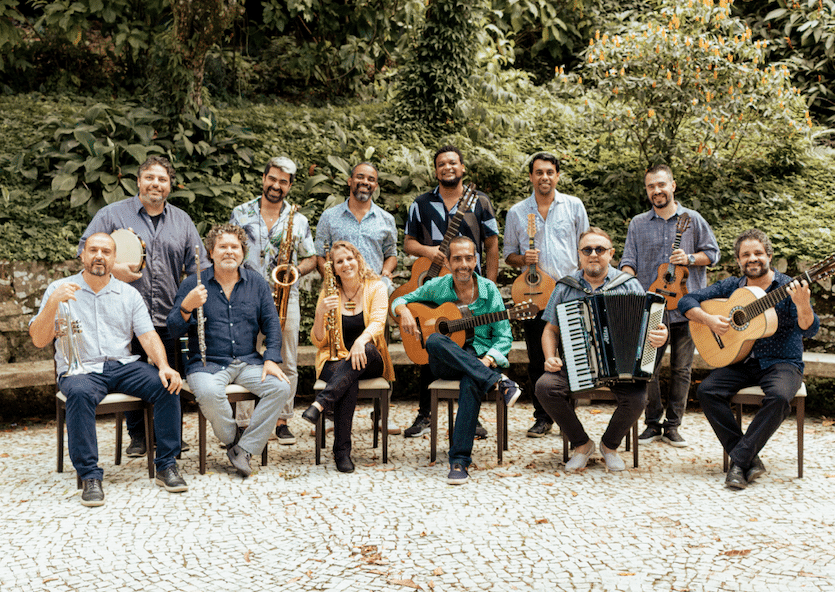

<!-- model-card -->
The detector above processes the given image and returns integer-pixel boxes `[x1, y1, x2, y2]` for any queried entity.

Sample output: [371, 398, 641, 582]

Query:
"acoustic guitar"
[510, 213, 556, 310]
[648, 212, 691, 310]
[389, 184, 479, 318]
[399, 300, 539, 365]
[690, 253, 835, 368]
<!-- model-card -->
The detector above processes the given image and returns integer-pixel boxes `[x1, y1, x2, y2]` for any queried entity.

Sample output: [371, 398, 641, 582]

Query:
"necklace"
[343, 283, 362, 311]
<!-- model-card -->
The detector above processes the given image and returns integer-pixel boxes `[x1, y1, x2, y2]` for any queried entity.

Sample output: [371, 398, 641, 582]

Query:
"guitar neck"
[444, 309, 509, 334]
[427, 196, 473, 277]
[742, 270, 812, 320]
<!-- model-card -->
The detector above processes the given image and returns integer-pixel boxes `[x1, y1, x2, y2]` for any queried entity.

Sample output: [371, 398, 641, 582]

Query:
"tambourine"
[111, 228, 146, 271]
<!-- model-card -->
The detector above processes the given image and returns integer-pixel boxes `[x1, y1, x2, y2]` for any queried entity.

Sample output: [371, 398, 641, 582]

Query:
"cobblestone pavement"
[2, 400, 834, 592]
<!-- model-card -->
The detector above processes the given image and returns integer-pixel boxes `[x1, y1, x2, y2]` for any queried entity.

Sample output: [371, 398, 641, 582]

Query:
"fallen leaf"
[748, 518, 758, 522]
[364, 463, 376, 467]
[496, 472, 522, 478]
[618, 572, 635, 576]
[428, 582, 435, 589]
[535, 518, 549, 524]
[525, 463, 536, 469]
[542, 482, 554, 486]
[590, 409, 602, 414]
[428, 461, 436, 467]
[366, 569, 387, 575]
[822, 418, 834, 427]
[432, 567, 444, 576]
[722, 549, 751, 556]
[533, 450, 545, 454]
[569, 490, 578, 496]
[420, 531, 427, 537]
[0, 453, 9, 458]
[288, 576, 302, 583]
[376, 467, 397, 472]
[244, 550, 251, 563]
[389, 578, 422, 590]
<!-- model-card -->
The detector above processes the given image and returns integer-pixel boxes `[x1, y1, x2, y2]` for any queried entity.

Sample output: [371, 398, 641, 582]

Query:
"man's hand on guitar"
[705, 314, 731, 336]
[544, 356, 563, 373]
[396, 305, 418, 336]
[524, 248, 540, 265]
[787, 279, 811, 307]
[669, 248, 688, 266]
[648, 324, 669, 348]
[427, 245, 447, 267]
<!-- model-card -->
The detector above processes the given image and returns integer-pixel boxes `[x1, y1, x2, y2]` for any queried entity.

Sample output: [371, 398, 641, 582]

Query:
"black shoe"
[725, 463, 748, 490]
[661, 427, 688, 448]
[475, 420, 488, 440]
[638, 425, 663, 444]
[404, 414, 431, 438]
[526, 418, 553, 438]
[180, 438, 191, 453]
[275, 424, 296, 445]
[126, 436, 147, 457]
[227, 444, 253, 477]
[335, 455, 355, 473]
[81, 479, 105, 507]
[745, 456, 767, 483]
[155, 463, 188, 492]
[302, 405, 321, 425]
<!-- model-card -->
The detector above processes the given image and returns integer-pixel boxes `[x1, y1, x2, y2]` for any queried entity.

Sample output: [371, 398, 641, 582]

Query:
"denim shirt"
[678, 271, 819, 371]
[314, 200, 397, 275]
[167, 266, 283, 375]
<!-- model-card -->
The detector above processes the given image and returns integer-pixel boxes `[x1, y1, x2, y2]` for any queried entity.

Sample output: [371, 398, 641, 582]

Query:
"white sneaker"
[600, 440, 625, 472]
[565, 441, 595, 472]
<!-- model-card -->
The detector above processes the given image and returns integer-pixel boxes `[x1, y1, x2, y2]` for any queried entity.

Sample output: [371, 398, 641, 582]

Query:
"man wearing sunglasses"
[620, 164, 719, 448]
[535, 228, 668, 472]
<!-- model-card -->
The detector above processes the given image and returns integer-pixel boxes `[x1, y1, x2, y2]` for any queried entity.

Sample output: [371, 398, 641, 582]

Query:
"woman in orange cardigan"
[303, 241, 395, 472]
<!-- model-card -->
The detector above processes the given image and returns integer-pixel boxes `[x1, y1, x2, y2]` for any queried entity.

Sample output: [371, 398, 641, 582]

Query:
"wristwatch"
[687, 254, 696, 266]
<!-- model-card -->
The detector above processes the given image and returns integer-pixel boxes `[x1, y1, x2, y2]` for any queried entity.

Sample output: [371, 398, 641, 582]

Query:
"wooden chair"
[428, 379, 509, 464]
[180, 383, 269, 475]
[561, 388, 639, 468]
[56, 391, 155, 488]
[312, 377, 392, 465]
[722, 383, 806, 478]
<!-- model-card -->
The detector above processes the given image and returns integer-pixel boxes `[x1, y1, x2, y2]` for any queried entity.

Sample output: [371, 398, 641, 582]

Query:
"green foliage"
[554, 0, 811, 170]
[4, 101, 257, 223]
[393, 0, 479, 128]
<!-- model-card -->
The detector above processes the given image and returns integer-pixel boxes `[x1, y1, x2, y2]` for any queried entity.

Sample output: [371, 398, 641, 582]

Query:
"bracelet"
[180, 305, 192, 314]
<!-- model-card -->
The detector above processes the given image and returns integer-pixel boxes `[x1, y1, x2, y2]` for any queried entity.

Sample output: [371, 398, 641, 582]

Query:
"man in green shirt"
[392, 236, 520, 484]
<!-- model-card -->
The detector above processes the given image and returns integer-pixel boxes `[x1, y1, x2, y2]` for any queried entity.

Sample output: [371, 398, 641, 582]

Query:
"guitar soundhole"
[731, 309, 747, 328]
[527, 271, 540, 284]
[664, 272, 674, 283]
[437, 320, 450, 335]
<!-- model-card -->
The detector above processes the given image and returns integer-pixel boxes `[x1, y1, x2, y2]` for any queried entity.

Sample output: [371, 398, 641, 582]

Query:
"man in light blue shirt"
[504, 152, 589, 439]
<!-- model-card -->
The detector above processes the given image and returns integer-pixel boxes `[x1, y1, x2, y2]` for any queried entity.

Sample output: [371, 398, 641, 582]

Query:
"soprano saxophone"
[270, 204, 299, 330]
[322, 246, 341, 361]
[194, 246, 207, 366]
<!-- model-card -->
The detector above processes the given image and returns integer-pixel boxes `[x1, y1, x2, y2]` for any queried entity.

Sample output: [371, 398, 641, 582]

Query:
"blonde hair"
[328, 241, 379, 288]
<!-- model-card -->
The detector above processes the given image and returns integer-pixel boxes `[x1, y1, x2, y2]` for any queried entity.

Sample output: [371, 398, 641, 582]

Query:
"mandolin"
[510, 213, 556, 310]
[389, 184, 479, 318]
[399, 300, 538, 365]
[649, 212, 691, 310]
[690, 253, 835, 368]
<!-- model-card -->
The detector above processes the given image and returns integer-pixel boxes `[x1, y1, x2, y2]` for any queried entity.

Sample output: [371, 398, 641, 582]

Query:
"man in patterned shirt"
[230, 156, 317, 445]
[401, 145, 500, 440]
[679, 229, 818, 489]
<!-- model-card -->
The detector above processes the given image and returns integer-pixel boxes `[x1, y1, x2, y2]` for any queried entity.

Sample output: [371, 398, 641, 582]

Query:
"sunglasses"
[579, 246, 611, 256]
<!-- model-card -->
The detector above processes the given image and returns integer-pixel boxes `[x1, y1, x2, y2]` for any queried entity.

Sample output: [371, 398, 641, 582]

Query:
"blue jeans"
[58, 360, 182, 481]
[425, 334, 501, 468]
[187, 361, 291, 456]
[127, 325, 179, 438]
[697, 359, 802, 469]
[645, 321, 695, 429]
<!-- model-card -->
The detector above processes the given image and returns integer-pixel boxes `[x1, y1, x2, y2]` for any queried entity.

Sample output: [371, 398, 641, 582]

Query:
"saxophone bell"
[272, 204, 299, 330]
[55, 300, 89, 376]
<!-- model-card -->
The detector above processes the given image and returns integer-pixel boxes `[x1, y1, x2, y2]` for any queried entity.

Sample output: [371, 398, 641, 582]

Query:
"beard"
[264, 188, 285, 204]
[353, 189, 373, 202]
[439, 175, 463, 188]
[742, 262, 769, 279]
[87, 261, 107, 276]
[584, 262, 606, 279]
[650, 193, 671, 209]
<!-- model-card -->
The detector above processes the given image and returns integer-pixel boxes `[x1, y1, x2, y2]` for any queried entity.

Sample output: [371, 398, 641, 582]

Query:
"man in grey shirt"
[79, 155, 209, 455]
[620, 164, 720, 447]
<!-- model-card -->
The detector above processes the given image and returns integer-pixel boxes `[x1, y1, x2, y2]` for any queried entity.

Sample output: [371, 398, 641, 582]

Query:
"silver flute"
[194, 246, 207, 366]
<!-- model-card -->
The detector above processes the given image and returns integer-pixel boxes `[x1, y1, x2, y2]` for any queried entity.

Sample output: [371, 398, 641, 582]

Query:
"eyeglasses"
[579, 246, 611, 256]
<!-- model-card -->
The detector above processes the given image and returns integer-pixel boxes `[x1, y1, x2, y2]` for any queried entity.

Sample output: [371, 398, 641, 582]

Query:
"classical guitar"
[389, 184, 479, 317]
[510, 213, 557, 310]
[649, 212, 691, 310]
[690, 253, 835, 368]
[400, 300, 539, 365]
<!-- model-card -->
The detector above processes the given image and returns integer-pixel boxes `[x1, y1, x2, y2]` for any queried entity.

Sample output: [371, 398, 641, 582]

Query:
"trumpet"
[323, 246, 341, 361]
[194, 245, 207, 367]
[271, 204, 299, 330]
[55, 299, 89, 376]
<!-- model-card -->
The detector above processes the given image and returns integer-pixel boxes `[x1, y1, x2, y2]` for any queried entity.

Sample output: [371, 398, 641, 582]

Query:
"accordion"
[555, 292, 665, 392]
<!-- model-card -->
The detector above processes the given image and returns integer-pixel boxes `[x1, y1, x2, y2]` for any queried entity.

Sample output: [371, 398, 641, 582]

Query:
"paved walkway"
[2, 400, 834, 592]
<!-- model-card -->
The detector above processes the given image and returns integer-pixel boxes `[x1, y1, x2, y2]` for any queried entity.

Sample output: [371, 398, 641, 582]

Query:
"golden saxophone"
[194, 246, 207, 367]
[270, 204, 299, 330]
[322, 246, 341, 361]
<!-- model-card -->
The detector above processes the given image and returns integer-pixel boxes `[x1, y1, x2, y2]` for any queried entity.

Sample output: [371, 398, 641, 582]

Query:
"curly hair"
[328, 241, 378, 287]
[138, 156, 176, 184]
[733, 228, 773, 259]
[205, 223, 249, 259]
